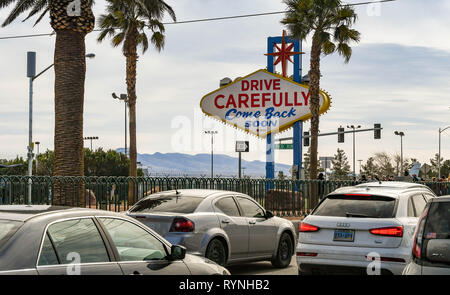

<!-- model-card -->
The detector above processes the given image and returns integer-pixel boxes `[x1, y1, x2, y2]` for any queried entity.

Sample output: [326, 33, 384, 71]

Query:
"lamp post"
[394, 131, 405, 176]
[112, 93, 128, 157]
[205, 130, 218, 179]
[438, 126, 450, 179]
[25, 52, 95, 205]
[347, 125, 362, 179]
[84, 136, 99, 151]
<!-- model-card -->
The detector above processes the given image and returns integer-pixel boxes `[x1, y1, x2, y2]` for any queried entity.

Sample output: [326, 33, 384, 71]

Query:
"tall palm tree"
[282, 0, 360, 180]
[1, 0, 95, 206]
[97, 0, 175, 205]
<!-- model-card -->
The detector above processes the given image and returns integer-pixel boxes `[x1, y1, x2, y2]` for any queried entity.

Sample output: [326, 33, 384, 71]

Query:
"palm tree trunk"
[309, 33, 322, 182]
[53, 30, 87, 207]
[125, 30, 138, 206]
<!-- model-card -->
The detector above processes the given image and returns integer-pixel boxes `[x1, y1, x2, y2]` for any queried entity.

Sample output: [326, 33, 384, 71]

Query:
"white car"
[403, 196, 450, 275]
[296, 182, 437, 275]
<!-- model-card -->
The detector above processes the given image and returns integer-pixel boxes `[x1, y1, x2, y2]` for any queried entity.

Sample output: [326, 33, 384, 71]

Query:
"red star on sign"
[265, 30, 305, 77]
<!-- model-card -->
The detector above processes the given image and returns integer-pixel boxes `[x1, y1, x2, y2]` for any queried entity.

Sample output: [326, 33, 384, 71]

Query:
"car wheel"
[205, 238, 227, 266]
[271, 232, 293, 268]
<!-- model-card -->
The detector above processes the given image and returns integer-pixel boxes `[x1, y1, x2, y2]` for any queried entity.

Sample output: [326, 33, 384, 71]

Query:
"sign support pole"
[292, 38, 303, 180]
[266, 35, 303, 180]
[239, 152, 242, 179]
[266, 37, 275, 179]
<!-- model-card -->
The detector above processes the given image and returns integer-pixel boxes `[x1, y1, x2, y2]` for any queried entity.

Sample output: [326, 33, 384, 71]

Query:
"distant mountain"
[116, 149, 291, 177]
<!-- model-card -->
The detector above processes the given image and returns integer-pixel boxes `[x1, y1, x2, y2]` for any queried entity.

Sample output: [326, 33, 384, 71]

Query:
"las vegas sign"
[200, 69, 331, 138]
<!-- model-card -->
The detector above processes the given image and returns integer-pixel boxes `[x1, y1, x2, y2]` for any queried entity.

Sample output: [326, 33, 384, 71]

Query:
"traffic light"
[303, 132, 310, 146]
[338, 127, 345, 143]
[374, 123, 381, 139]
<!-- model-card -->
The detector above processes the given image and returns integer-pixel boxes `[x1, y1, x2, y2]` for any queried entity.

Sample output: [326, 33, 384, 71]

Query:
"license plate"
[333, 229, 355, 242]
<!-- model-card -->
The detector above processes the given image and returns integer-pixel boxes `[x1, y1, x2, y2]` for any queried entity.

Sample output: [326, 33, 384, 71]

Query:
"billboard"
[200, 69, 331, 138]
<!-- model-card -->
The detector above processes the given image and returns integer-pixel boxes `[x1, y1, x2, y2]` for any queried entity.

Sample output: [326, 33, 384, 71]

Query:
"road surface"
[227, 256, 298, 275]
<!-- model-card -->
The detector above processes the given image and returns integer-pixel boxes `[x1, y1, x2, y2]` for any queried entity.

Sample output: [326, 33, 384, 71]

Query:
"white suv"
[296, 182, 436, 275]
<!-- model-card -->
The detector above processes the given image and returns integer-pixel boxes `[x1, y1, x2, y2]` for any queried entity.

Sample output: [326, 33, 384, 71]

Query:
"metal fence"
[0, 176, 449, 217]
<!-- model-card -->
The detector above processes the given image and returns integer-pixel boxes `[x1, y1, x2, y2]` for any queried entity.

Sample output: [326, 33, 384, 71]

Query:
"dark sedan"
[0, 205, 229, 275]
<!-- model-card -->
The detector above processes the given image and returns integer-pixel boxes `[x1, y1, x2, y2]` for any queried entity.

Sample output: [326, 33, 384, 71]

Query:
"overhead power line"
[0, 0, 397, 41]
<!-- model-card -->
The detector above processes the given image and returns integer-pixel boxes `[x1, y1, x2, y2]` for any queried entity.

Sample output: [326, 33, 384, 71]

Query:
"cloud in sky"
[0, 0, 449, 169]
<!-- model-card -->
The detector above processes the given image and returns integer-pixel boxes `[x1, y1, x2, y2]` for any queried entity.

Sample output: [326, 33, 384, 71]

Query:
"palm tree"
[282, 0, 360, 180]
[1, 0, 95, 206]
[97, 0, 175, 205]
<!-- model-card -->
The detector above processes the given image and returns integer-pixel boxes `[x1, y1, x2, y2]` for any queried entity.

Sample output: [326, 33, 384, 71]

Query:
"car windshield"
[0, 220, 22, 249]
[130, 195, 203, 214]
[312, 195, 397, 218]
[424, 202, 450, 239]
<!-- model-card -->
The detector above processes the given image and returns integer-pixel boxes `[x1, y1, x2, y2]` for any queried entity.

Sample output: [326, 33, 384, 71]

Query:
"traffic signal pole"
[278, 126, 383, 141]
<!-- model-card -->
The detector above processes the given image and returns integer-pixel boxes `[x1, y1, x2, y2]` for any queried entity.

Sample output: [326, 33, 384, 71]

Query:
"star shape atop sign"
[265, 30, 305, 78]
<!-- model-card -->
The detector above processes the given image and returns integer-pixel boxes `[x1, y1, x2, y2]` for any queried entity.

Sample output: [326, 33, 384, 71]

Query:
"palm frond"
[32, 6, 48, 26]
[98, 0, 176, 54]
[22, 0, 46, 21]
[2, 0, 38, 26]
[336, 42, 352, 63]
[150, 31, 164, 52]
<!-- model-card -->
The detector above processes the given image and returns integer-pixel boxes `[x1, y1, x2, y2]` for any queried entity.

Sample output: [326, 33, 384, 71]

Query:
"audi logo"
[336, 222, 351, 228]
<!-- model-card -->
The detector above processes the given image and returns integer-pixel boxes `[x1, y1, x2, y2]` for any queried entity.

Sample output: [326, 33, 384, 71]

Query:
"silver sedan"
[126, 189, 296, 268]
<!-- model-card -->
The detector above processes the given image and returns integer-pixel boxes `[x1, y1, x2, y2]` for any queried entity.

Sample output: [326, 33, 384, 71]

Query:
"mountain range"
[116, 149, 291, 177]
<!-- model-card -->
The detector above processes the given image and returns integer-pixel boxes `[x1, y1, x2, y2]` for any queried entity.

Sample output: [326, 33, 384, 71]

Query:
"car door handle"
[132, 271, 143, 275]
[248, 220, 256, 225]
[221, 219, 230, 224]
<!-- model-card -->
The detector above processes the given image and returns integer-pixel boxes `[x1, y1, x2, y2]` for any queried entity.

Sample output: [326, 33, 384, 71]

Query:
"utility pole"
[26, 52, 36, 205]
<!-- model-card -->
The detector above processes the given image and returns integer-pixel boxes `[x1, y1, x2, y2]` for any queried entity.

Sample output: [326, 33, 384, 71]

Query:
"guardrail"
[0, 176, 448, 217]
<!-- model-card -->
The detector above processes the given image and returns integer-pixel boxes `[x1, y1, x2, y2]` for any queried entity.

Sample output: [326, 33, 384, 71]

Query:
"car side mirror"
[265, 210, 274, 219]
[425, 239, 450, 263]
[170, 245, 186, 261]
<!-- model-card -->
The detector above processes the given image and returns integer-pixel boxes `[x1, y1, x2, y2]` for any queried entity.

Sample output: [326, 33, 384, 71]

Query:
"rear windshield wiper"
[345, 212, 377, 218]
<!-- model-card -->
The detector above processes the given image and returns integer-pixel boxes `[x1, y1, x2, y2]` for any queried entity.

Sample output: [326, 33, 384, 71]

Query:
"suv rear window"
[130, 195, 203, 214]
[312, 195, 397, 218]
[0, 220, 22, 249]
[424, 202, 450, 239]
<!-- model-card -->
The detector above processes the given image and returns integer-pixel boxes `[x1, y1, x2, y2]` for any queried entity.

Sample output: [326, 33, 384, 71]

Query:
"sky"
[0, 0, 449, 172]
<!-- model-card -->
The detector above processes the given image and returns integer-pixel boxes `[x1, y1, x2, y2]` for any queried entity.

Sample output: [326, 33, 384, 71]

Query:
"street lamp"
[438, 126, 450, 179]
[26, 52, 95, 205]
[204, 130, 218, 179]
[112, 93, 128, 157]
[84, 136, 99, 151]
[394, 131, 405, 176]
[347, 125, 362, 179]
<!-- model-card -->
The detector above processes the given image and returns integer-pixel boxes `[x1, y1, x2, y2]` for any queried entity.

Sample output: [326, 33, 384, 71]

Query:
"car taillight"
[370, 226, 403, 237]
[299, 222, 320, 232]
[297, 252, 318, 257]
[412, 207, 429, 259]
[170, 217, 195, 232]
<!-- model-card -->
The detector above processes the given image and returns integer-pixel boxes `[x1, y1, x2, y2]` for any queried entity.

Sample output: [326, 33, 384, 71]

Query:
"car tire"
[205, 238, 227, 266]
[271, 232, 293, 268]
